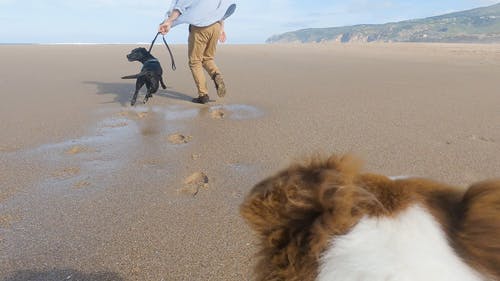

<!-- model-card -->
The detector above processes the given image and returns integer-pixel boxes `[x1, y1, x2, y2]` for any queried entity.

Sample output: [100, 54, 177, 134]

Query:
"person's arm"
[219, 20, 227, 43]
[159, 9, 181, 35]
[159, 0, 193, 34]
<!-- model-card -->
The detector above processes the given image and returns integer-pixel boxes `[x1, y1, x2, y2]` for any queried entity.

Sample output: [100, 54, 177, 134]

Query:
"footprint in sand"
[136, 112, 148, 119]
[118, 111, 149, 120]
[104, 121, 129, 128]
[141, 126, 160, 136]
[0, 145, 19, 153]
[73, 181, 92, 189]
[178, 172, 209, 196]
[0, 189, 16, 203]
[468, 135, 496, 143]
[167, 133, 193, 144]
[51, 167, 80, 178]
[209, 104, 264, 120]
[116, 111, 129, 118]
[210, 109, 225, 119]
[0, 214, 19, 228]
[117, 111, 148, 120]
[184, 172, 209, 186]
[65, 145, 88, 155]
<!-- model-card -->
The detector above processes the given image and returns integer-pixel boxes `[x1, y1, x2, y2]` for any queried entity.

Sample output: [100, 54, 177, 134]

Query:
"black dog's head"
[126, 47, 153, 63]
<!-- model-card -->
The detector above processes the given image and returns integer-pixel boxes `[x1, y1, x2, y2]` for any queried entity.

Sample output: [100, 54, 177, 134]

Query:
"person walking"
[159, 0, 236, 104]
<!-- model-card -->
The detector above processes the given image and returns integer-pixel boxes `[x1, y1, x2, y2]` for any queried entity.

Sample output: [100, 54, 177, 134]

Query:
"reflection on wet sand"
[0, 102, 265, 280]
[1, 103, 265, 200]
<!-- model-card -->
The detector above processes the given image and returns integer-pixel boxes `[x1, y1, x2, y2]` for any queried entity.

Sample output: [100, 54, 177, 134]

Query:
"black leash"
[148, 32, 176, 71]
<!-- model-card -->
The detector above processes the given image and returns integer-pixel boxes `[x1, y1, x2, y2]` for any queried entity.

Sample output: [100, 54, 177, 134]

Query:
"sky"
[0, 0, 498, 44]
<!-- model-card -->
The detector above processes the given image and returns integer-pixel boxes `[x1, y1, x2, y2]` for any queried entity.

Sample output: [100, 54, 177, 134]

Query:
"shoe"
[192, 94, 210, 104]
[212, 73, 226, 97]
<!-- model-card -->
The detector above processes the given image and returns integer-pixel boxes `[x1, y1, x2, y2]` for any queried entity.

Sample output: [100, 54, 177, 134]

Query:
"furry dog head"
[126, 47, 150, 62]
[240, 154, 500, 281]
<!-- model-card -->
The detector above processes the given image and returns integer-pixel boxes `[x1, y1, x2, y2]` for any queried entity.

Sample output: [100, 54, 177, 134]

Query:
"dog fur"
[240, 154, 500, 281]
[122, 47, 166, 106]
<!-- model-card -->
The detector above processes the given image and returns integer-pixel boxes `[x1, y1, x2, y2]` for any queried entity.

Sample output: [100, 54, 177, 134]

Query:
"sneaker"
[192, 94, 210, 104]
[212, 73, 226, 97]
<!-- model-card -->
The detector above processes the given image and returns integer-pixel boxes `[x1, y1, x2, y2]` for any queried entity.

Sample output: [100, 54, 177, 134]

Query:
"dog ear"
[240, 169, 320, 247]
[458, 180, 500, 277]
[240, 154, 379, 248]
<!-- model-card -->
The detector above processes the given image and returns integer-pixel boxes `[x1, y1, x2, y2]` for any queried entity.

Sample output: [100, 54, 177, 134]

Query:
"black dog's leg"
[144, 89, 153, 104]
[160, 77, 167, 89]
[131, 78, 145, 106]
[131, 90, 139, 106]
[144, 78, 159, 104]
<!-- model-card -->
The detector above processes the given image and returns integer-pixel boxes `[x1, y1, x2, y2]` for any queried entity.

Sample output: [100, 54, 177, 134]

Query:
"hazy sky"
[0, 0, 498, 44]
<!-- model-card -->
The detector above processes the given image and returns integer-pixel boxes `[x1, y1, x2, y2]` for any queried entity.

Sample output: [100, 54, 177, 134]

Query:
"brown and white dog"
[240, 155, 500, 281]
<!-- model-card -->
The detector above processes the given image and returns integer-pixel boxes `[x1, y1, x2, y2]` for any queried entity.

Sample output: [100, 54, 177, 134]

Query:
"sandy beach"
[1, 43, 499, 280]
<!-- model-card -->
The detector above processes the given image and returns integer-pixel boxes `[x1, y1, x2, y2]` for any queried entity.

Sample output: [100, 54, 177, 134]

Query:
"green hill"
[267, 3, 500, 43]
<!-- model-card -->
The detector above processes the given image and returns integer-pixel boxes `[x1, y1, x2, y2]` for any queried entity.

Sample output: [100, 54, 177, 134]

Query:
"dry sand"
[0, 43, 499, 280]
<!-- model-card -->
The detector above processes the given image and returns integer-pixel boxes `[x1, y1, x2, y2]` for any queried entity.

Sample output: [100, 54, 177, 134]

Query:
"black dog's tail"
[121, 71, 148, 79]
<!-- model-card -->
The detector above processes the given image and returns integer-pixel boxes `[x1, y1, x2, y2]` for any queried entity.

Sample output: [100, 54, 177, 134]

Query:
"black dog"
[122, 47, 166, 106]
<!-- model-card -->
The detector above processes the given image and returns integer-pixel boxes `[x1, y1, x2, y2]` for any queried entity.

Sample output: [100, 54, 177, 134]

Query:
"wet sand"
[1, 43, 499, 280]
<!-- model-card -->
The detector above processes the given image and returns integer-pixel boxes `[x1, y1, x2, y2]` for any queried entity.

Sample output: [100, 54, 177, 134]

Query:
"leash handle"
[148, 32, 176, 71]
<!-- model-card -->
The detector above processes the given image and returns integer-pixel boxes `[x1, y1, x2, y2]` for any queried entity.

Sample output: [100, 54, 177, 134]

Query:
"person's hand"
[219, 30, 227, 43]
[159, 21, 172, 35]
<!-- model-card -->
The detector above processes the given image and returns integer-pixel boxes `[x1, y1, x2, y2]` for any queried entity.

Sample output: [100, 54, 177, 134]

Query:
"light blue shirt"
[167, 0, 236, 27]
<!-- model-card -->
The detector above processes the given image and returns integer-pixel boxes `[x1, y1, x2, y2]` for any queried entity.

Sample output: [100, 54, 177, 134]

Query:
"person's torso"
[172, 0, 235, 27]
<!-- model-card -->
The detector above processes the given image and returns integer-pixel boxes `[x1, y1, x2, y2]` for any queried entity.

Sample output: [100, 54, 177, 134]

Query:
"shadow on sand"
[2, 269, 123, 281]
[84, 81, 193, 106]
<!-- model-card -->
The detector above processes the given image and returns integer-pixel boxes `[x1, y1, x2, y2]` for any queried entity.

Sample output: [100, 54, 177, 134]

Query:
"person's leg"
[202, 23, 221, 77]
[188, 25, 209, 97]
[202, 23, 226, 97]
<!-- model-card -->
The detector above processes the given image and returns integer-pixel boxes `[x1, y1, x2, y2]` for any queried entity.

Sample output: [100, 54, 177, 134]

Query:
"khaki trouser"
[188, 22, 221, 96]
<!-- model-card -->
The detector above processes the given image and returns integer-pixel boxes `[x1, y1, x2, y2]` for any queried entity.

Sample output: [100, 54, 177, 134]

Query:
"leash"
[148, 32, 176, 71]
